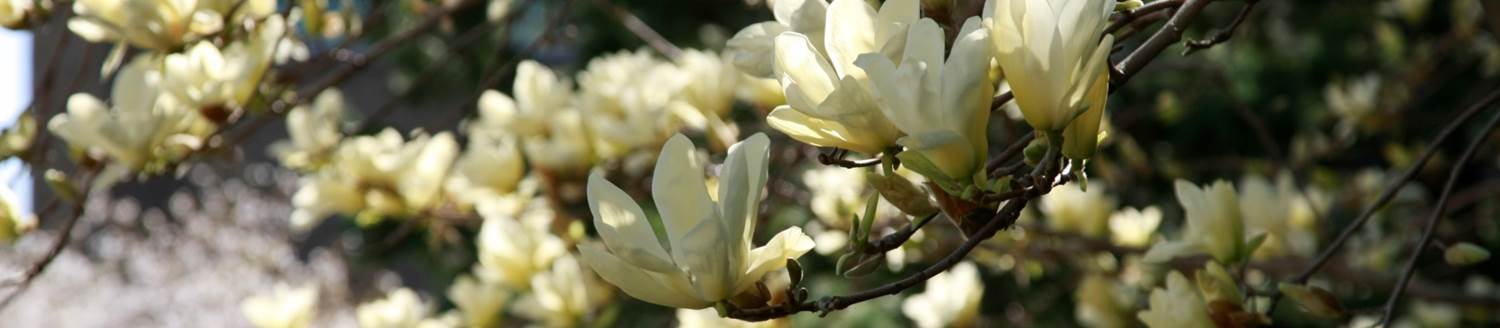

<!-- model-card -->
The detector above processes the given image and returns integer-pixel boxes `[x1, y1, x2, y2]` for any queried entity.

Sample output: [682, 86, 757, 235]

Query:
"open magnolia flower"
[159, 14, 287, 118]
[1137, 271, 1215, 328]
[513, 255, 613, 327]
[725, 0, 828, 77]
[1144, 180, 1258, 265]
[49, 56, 213, 185]
[272, 89, 345, 171]
[0, 184, 33, 243]
[857, 17, 993, 181]
[69, 0, 275, 51]
[579, 133, 815, 309]
[902, 261, 984, 328]
[289, 129, 459, 230]
[577, 50, 685, 159]
[764, 0, 918, 156]
[989, 0, 1114, 158]
[241, 284, 319, 328]
[474, 61, 596, 175]
[443, 134, 526, 212]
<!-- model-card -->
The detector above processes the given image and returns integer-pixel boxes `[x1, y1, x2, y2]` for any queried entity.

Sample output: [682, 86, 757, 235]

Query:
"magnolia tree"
[0, 0, 1498, 326]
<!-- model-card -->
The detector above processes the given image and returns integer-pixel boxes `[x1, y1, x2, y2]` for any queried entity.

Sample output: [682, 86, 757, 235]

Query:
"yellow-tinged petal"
[734, 227, 816, 293]
[766, 105, 883, 154]
[652, 134, 717, 255]
[578, 242, 710, 308]
[717, 133, 771, 260]
[824, 0, 877, 78]
[1062, 68, 1109, 159]
[588, 171, 676, 272]
[774, 32, 839, 103]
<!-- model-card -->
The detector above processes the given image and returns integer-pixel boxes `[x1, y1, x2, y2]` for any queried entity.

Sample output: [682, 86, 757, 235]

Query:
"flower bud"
[1445, 242, 1491, 267]
[1278, 283, 1345, 318]
[867, 172, 937, 217]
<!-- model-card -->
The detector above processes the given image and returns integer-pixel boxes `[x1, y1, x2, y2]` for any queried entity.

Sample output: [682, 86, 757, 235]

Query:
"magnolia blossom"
[1075, 275, 1131, 328]
[725, 0, 829, 77]
[49, 57, 211, 184]
[68, 0, 274, 51]
[1137, 272, 1215, 328]
[289, 129, 459, 229]
[159, 14, 287, 115]
[673, 49, 741, 120]
[272, 89, 346, 171]
[356, 288, 432, 328]
[902, 262, 983, 328]
[474, 61, 595, 174]
[1144, 181, 1251, 264]
[0, 184, 33, 242]
[1325, 74, 1382, 138]
[241, 284, 319, 328]
[801, 166, 902, 255]
[858, 17, 994, 181]
[577, 50, 685, 159]
[763, 0, 919, 155]
[447, 275, 509, 328]
[1107, 206, 1162, 247]
[0, 0, 41, 28]
[513, 255, 613, 327]
[1039, 182, 1118, 238]
[579, 133, 815, 309]
[1239, 174, 1325, 258]
[475, 198, 568, 288]
[990, 0, 1115, 158]
[443, 135, 525, 211]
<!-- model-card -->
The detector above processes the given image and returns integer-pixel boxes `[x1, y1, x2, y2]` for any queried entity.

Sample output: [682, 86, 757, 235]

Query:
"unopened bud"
[1445, 242, 1491, 267]
[867, 172, 937, 217]
[1278, 283, 1345, 318]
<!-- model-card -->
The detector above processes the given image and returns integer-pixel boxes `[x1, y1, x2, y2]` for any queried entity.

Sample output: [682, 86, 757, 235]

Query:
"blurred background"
[1, 0, 1499, 326]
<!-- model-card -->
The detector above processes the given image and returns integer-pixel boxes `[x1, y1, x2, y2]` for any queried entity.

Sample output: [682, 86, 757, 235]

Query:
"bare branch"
[1183, 0, 1258, 55]
[591, 0, 683, 60]
[1377, 106, 1500, 325]
[1112, 0, 1214, 88]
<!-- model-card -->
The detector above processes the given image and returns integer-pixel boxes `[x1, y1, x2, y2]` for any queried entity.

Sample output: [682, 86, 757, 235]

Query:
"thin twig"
[986, 131, 1035, 176]
[1183, 0, 1258, 55]
[1112, 0, 1214, 88]
[865, 212, 941, 254]
[1377, 107, 1500, 325]
[817, 149, 883, 168]
[1104, 0, 1185, 34]
[0, 169, 97, 311]
[591, 0, 682, 60]
[453, 0, 576, 122]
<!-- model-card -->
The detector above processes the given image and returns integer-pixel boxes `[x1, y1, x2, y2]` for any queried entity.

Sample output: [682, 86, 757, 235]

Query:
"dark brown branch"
[1378, 107, 1500, 325]
[1112, 0, 1214, 88]
[1183, 0, 1258, 55]
[986, 131, 1034, 176]
[447, 0, 576, 126]
[989, 91, 1014, 111]
[865, 212, 940, 254]
[1104, 0, 1184, 34]
[817, 149, 883, 168]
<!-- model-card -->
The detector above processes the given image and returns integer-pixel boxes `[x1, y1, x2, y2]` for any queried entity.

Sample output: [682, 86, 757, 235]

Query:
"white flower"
[1075, 275, 1130, 328]
[857, 17, 994, 180]
[1238, 174, 1324, 258]
[577, 50, 685, 159]
[447, 275, 509, 328]
[475, 198, 568, 288]
[159, 14, 287, 114]
[763, 0, 917, 156]
[273, 89, 345, 171]
[1144, 180, 1251, 264]
[803, 166, 868, 228]
[725, 0, 829, 77]
[289, 130, 459, 229]
[474, 61, 596, 174]
[1137, 272, 1214, 328]
[513, 255, 613, 327]
[1039, 183, 1118, 238]
[1108, 206, 1162, 248]
[1325, 74, 1382, 138]
[0, 184, 33, 243]
[579, 133, 815, 308]
[443, 134, 525, 211]
[674, 49, 741, 119]
[487, 0, 512, 22]
[49, 57, 210, 182]
[69, 0, 274, 51]
[357, 288, 432, 328]
[901, 262, 983, 328]
[989, 0, 1115, 136]
[241, 284, 319, 328]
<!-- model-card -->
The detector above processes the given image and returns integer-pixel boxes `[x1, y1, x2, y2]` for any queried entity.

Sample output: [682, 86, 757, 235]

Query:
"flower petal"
[734, 227, 816, 293]
[652, 134, 718, 254]
[588, 171, 676, 272]
[578, 242, 710, 309]
[716, 133, 771, 266]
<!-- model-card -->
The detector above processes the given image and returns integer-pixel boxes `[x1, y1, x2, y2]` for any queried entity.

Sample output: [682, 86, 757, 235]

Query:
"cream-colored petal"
[942, 17, 995, 156]
[1062, 69, 1108, 160]
[725, 22, 791, 77]
[765, 105, 881, 154]
[774, 32, 839, 103]
[674, 217, 735, 302]
[588, 171, 677, 272]
[874, 0, 919, 43]
[733, 227, 816, 293]
[716, 133, 771, 265]
[824, 0, 877, 78]
[578, 242, 711, 309]
[652, 134, 718, 251]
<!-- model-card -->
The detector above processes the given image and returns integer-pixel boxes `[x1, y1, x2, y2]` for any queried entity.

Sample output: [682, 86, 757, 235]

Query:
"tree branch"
[1377, 105, 1500, 325]
[1112, 0, 1214, 88]
[592, 0, 682, 60]
[1183, 0, 1258, 55]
